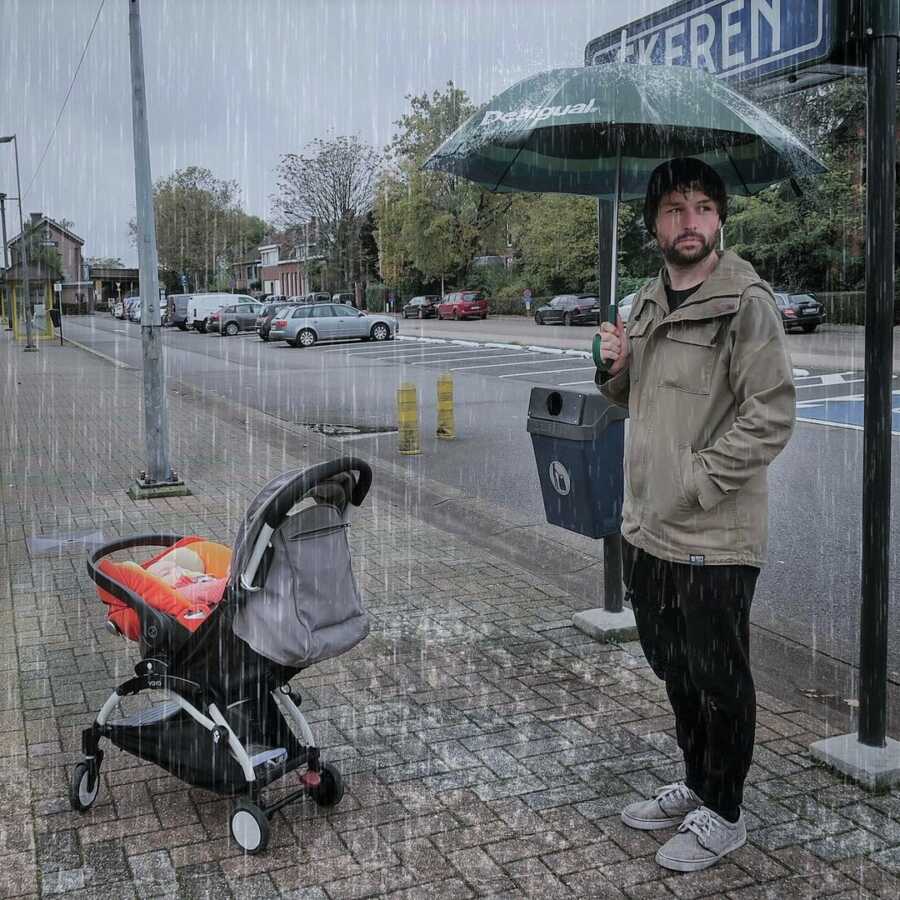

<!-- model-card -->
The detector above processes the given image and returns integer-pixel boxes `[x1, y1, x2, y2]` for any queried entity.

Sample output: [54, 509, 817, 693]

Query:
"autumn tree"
[272, 136, 380, 291]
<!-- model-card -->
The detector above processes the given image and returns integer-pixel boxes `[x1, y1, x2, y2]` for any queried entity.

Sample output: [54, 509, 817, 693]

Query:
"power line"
[22, 0, 107, 201]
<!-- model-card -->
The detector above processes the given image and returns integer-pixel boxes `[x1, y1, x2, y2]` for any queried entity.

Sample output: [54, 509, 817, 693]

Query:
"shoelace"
[655, 782, 697, 809]
[678, 807, 714, 837]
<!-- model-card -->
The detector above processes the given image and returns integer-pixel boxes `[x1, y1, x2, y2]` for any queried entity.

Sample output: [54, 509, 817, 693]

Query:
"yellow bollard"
[436, 373, 455, 440]
[396, 382, 422, 455]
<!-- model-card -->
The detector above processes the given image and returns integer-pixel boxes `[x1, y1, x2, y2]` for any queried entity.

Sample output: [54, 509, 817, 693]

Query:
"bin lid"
[526, 386, 627, 438]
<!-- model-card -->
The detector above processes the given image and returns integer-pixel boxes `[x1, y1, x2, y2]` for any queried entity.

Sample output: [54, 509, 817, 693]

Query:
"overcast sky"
[0, 0, 671, 265]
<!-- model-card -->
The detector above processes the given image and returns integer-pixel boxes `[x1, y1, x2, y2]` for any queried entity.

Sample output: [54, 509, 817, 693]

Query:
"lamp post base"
[127, 475, 191, 500]
[572, 607, 639, 643]
[809, 733, 900, 791]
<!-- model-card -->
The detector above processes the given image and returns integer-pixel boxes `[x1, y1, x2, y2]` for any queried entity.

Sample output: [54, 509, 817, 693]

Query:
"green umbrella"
[423, 63, 825, 199]
[424, 64, 825, 367]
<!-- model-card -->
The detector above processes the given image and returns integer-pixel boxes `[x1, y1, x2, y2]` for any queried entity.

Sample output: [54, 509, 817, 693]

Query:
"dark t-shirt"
[665, 282, 702, 313]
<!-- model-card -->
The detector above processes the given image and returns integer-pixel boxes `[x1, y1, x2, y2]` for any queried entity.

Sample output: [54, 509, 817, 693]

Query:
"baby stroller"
[76, 457, 372, 854]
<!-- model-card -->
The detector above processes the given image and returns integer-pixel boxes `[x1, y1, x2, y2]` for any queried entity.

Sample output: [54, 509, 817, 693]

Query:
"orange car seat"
[96, 537, 231, 641]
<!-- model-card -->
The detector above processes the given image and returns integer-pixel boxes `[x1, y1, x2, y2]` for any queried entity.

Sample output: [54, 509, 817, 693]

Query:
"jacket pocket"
[626, 315, 652, 385]
[661, 321, 721, 395]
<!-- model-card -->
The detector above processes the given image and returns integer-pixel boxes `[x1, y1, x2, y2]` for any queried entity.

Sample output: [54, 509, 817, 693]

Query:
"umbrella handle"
[592, 298, 617, 371]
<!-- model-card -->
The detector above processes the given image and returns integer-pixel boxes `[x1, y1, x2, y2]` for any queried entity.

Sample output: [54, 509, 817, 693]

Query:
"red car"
[437, 290, 489, 320]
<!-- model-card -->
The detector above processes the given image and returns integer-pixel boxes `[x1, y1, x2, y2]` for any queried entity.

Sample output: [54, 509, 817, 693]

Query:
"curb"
[60, 335, 132, 369]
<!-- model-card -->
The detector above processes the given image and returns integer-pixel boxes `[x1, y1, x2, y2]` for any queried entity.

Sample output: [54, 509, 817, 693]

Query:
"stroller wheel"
[309, 763, 344, 807]
[70, 761, 100, 811]
[230, 800, 269, 854]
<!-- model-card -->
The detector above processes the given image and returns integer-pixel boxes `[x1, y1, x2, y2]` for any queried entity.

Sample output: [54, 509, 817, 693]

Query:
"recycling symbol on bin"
[548, 460, 571, 496]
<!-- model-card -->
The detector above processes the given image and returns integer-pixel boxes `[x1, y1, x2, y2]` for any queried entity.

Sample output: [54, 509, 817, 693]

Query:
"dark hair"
[643, 157, 728, 236]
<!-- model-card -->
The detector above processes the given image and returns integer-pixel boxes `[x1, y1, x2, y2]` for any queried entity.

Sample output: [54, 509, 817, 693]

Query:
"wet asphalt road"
[62, 314, 900, 692]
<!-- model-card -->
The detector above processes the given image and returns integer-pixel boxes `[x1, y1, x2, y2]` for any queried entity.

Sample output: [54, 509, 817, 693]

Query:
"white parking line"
[499, 366, 595, 378]
[416, 352, 530, 367]
[327, 343, 429, 355]
[448, 356, 561, 371]
[557, 380, 596, 386]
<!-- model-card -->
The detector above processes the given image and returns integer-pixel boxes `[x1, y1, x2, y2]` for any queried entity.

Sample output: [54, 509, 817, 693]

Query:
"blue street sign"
[180, 273, 188, 287]
[586, 0, 862, 95]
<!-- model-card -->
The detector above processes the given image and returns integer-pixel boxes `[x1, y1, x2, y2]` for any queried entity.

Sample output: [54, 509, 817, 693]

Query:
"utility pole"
[0, 136, 36, 350]
[0, 192, 9, 329]
[127, 0, 188, 498]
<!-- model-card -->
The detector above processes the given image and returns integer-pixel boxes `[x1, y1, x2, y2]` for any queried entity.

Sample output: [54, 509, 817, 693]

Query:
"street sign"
[585, 0, 864, 97]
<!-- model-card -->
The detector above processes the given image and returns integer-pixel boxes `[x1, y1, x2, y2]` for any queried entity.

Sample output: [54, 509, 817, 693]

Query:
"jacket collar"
[634, 250, 766, 322]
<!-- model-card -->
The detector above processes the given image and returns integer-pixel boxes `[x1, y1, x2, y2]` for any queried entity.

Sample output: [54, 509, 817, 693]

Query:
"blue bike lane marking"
[796, 390, 900, 436]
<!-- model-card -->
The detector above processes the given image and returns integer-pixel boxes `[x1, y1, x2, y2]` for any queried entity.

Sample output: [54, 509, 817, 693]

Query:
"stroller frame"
[75, 458, 373, 854]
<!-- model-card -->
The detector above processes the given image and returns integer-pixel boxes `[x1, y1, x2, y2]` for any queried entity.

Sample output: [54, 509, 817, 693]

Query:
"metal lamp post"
[0, 135, 36, 350]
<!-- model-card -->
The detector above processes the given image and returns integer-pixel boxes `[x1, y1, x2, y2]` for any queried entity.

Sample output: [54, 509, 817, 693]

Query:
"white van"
[189, 293, 254, 332]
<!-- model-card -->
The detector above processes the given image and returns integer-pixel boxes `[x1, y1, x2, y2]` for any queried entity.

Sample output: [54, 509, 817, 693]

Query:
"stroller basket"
[75, 457, 374, 854]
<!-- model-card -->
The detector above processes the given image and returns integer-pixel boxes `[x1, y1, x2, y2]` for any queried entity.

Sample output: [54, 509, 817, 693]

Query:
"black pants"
[622, 541, 759, 821]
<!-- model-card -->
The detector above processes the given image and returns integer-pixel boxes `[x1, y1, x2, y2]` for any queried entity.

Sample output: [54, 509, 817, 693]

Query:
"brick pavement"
[1, 332, 900, 899]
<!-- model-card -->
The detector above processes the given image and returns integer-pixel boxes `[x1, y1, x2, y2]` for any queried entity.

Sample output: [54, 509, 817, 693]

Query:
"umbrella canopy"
[424, 64, 825, 198]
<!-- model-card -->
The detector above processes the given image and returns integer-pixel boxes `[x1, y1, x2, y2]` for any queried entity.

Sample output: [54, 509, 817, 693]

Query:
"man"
[597, 157, 795, 873]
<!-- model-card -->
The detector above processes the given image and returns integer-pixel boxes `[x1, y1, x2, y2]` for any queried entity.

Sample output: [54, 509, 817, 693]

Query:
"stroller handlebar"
[262, 457, 372, 529]
[86, 534, 186, 651]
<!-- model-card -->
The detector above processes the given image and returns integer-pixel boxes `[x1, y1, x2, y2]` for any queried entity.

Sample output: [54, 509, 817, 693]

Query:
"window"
[311, 305, 333, 317]
[332, 305, 358, 317]
[292, 307, 309, 318]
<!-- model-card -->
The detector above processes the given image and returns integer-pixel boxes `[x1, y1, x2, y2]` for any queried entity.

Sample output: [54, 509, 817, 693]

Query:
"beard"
[659, 230, 719, 267]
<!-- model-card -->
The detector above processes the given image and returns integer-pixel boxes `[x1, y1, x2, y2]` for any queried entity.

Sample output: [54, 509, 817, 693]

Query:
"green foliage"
[137, 166, 267, 292]
[365, 282, 388, 311]
[376, 83, 514, 292]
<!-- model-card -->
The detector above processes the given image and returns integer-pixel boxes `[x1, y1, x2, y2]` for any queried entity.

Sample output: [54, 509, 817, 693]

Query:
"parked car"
[208, 301, 264, 335]
[774, 291, 826, 333]
[256, 303, 292, 341]
[112, 299, 126, 319]
[332, 292, 355, 305]
[188, 293, 255, 332]
[166, 294, 192, 330]
[126, 297, 143, 322]
[437, 290, 489, 320]
[618, 292, 637, 323]
[534, 294, 602, 326]
[269, 303, 398, 347]
[304, 291, 332, 304]
[402, 295, 440, 319]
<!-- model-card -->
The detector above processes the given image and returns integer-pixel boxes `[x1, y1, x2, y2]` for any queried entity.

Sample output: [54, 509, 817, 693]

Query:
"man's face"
[654, 186, 722, 268]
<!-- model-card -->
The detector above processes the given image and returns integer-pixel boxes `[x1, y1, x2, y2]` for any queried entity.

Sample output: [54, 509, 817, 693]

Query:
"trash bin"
[527, 387, 627, 539]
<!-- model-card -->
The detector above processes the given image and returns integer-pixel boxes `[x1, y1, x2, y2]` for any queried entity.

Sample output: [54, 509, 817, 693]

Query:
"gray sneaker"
[621, 782, 702, 830]
[656, 807, 746, 872]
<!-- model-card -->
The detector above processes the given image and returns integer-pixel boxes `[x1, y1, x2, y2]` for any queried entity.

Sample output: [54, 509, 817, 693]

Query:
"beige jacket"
[600, 250, 795, 567]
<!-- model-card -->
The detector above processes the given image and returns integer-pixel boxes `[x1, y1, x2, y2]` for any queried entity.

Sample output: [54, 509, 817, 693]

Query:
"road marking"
[448, 356, 561, 371]
[796, 372, 861, 387]
[499, 366, 595, 378]
[558, 380, 596, 386]
[415, 352, 530, 367]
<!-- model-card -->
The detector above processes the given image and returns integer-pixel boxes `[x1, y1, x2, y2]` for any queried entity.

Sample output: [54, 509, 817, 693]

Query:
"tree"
[272, 136, 380, 290]
[133, 166, 266, 292]
[376, 83, 514, 294]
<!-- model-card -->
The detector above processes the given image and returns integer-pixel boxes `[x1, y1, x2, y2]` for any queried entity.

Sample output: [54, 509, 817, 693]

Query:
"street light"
[0, 134, 36, 350]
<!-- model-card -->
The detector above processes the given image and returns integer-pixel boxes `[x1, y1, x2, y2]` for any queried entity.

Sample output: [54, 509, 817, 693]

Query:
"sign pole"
[858, 0, 897, 748]
[811, 0, 900, 788]
[126, 0, 188, 499]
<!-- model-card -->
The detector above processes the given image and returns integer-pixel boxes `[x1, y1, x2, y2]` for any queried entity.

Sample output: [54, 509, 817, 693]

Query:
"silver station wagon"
[269, 302, 399, 347]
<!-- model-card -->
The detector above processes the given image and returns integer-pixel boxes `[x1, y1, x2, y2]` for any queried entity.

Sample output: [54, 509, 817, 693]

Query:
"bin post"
[603, 533, 623, 614]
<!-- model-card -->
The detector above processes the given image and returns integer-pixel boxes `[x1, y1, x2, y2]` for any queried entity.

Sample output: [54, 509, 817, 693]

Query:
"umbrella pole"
[608, 142, 621, 326]
[592, 143, 622, 373]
